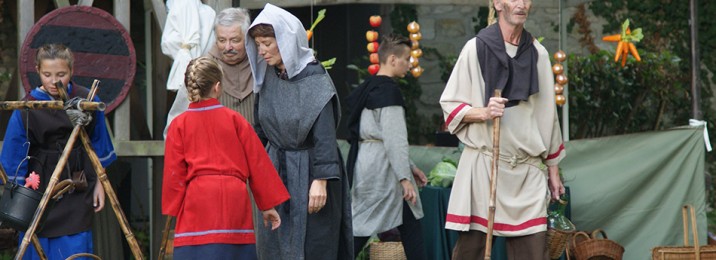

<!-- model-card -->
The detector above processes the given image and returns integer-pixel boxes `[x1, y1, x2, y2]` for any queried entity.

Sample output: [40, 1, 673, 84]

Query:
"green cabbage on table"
[428, 159, 457, 188]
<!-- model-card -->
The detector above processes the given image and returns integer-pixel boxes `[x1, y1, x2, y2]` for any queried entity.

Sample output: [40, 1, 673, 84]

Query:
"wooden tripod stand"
[0, 81, 145, 259]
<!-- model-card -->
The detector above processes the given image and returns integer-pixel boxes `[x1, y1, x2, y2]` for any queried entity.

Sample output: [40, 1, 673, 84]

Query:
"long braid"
[184, 57, 223, 102]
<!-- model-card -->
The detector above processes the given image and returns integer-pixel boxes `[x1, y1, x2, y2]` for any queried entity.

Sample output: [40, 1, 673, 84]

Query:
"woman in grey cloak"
[245, 4, 353, 260]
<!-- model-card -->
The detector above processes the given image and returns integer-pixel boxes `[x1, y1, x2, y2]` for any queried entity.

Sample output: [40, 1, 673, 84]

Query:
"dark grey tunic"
[254, 63, 353, 260]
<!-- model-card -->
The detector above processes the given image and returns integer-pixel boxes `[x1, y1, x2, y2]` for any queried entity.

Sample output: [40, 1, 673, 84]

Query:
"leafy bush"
[565, 50, 692, 139]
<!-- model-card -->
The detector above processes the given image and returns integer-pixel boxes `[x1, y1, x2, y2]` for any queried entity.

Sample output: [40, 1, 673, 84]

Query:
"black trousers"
[354, 201, 426, 260]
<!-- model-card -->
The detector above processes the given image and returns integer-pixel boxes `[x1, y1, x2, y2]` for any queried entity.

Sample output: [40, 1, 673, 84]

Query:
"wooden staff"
[15, 81, 99, 259]
[78, 129, 144, 258]
[158, 216, 174, 260]
[16, 80, 144, 259]
[484, 89, 502, 260]
[15, 126, 82, 260]
[68, 80, 145, 258]
[0, 101, 105, 111]
[0, 163, 8, 185]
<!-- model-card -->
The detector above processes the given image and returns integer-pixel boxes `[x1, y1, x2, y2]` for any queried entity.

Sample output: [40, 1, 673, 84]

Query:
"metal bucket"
[0, 182, 52, 231]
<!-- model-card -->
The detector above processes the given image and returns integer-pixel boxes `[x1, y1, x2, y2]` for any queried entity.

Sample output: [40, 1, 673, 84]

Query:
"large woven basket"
[652, 204, 716, 259]
[548, 228, 576, 259]
[370, 241, 407, 260]
[573, 229, 624, 260]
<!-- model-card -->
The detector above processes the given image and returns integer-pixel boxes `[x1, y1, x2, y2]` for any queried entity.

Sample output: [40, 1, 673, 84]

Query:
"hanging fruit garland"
[366, 15, 381, 75]
[602, 19, 643, 67]
[407, 21, 424, 78]
[553, 50, 567, 106]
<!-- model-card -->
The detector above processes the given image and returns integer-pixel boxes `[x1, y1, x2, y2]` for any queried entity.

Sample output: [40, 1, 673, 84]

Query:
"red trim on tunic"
[445, 103, 468, 127]
[446, 214, 547, 231]
[546, 143, 565, 160]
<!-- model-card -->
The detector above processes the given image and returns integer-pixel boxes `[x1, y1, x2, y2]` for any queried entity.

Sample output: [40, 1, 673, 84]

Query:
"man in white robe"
[439, 0, 566, 259]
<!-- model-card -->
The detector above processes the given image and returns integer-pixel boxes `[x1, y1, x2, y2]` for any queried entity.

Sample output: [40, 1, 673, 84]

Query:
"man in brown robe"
[165, 7, 255, 136]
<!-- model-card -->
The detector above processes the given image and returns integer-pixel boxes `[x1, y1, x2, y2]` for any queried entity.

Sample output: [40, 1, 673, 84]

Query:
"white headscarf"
[245, 3, 315, 93]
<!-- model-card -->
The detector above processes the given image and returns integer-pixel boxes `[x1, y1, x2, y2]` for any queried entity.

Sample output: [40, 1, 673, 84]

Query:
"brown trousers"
[452, 230, 548, 260]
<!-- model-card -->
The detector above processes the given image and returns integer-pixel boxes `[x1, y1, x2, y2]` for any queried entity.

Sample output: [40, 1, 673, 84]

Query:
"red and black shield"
[19, 5, 136, 113]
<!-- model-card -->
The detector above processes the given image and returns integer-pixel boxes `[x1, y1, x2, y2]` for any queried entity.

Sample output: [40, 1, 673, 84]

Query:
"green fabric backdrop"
[561, 126, 708, 259]
[339, 126, 709, 259]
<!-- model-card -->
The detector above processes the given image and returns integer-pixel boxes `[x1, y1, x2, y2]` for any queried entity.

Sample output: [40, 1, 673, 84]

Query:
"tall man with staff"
[439, 0, 565, 259]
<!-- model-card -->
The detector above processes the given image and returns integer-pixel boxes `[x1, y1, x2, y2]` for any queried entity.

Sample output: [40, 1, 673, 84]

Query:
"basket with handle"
[573, 228, 624, 260]
[652, 204, 716, 260]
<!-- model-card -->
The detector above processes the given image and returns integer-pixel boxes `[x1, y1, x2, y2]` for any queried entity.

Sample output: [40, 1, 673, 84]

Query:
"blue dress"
[1, 82, 116, 259]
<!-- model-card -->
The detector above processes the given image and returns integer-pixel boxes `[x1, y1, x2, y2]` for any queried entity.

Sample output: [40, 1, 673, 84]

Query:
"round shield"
[20, 5, 136, 113]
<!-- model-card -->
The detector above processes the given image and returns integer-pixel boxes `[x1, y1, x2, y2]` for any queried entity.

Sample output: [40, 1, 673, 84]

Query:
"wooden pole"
[30, 235, 47, 260]
[79, 130, 144, 259]
[0, 163, 8, 185]
[157, 216, 174, 260]
[71, 81, 146, 259]
[484, 89, 502, 260]
[0, 101, 106, 111]
[15, 80, 145, 259]
[15, 126, 81, 260]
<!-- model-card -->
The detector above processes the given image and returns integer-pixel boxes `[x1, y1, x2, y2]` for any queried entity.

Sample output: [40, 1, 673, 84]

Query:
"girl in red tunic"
[162, 57, 289, 259]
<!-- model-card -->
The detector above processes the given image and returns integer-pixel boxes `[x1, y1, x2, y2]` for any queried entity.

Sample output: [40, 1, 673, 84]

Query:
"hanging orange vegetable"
[603, 19, 643, 67]
[306, 9, 326, 41]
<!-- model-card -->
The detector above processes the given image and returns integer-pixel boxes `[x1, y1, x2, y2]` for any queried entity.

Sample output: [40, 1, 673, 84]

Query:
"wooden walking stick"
[484, 89, 502, 260]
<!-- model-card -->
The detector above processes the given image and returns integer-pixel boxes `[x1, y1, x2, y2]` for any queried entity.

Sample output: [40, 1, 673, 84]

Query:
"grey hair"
[215, 7, 251, 32]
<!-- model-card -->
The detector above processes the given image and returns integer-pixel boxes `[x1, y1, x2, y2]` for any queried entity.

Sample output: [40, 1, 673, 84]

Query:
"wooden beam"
[54, 0, 70, 8]
[17, 0, 33, 100]
[112, 141, 165, 156]
[78, 0, 95, 6]
[205, 0, 231, 12]
[113, 0, 131, 142]
[149, 0, 167, 32]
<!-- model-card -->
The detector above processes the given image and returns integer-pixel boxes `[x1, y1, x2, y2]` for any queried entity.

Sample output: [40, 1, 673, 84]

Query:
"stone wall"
[403, 3, 602, 130]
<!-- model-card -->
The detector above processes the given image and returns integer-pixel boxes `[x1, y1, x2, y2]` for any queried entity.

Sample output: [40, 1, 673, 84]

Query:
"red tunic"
[162, 98, 289, 247]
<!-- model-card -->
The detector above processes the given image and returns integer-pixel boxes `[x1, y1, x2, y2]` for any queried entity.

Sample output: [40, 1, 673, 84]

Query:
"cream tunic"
[439, 38, 565, 236]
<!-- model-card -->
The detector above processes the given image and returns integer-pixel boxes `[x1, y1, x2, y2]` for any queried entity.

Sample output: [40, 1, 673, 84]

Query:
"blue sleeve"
[1, 110, 29, 184]
[90, 96, 116, 168]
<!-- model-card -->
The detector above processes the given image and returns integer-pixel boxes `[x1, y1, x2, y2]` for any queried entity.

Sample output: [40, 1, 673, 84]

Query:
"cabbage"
[428, 159, 457, 188]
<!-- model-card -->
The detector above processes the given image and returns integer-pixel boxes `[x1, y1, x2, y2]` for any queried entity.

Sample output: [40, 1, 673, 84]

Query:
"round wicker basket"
[573, 229, 624, 260]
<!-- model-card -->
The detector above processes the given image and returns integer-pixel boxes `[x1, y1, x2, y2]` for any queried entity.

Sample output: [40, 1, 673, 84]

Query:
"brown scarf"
[207, 45, 254, 100]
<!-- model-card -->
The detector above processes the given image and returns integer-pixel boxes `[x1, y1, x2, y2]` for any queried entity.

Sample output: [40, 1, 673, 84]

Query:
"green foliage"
[566, 50, 693, 138]
[569, 0, 716, 231]
[588, 0, 716, 94]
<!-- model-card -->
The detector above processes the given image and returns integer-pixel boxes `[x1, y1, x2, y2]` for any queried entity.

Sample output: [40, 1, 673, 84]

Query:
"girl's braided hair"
[184, 57, 223, 102]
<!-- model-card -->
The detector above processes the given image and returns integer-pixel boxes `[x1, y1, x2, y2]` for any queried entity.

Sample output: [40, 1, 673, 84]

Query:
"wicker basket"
[652, 205, 716, 259]
[370, 241, 407, 260]
[573, 229, 624, 260]
[548, 228, 576, 259]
